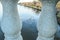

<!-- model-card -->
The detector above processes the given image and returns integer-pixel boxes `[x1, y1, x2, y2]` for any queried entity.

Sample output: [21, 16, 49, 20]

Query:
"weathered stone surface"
[37, 0, 59, 40]
[0, 0, 23, 40]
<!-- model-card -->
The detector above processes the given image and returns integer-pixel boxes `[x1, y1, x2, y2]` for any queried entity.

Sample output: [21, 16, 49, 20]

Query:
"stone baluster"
[37, 0, 59, 40]
[1, 0, 23, 40]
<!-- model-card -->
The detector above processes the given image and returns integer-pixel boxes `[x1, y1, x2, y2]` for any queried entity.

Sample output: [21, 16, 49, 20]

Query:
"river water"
[0, 3, 41, 40]
[0, 4, 41, 22]
[18, 5, 40, 21]
[18, 5, 41, 40]
[0, 3, 60, 40]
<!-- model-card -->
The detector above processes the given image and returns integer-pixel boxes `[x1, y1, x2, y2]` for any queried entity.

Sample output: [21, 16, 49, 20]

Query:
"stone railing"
[0, 0, 23, 40]
[0, 0, 60, 40]
[37, 0, 59, 40]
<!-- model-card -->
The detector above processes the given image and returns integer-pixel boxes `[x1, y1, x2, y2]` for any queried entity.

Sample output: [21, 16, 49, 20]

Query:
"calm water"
[0, 3, 41, 40]
[0, 3, 41, 21]
[17, 5, 41, 40]
[0, 3, 60, 40]
[18, 5, 40, 21]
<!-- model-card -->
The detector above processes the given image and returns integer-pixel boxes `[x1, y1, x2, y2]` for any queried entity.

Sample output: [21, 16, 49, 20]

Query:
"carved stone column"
[37, 0, 59, 40]
[1, 0, 23, 40]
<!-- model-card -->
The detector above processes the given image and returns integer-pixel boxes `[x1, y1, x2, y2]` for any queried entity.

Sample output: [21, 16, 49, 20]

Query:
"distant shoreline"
[19, 2, 42, 11]
[18, 2, 60, 17]
[19, 1, 60, 11]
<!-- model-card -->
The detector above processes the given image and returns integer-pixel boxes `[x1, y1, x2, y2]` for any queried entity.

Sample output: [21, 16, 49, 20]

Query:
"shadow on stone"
[0, 27, 4, 40]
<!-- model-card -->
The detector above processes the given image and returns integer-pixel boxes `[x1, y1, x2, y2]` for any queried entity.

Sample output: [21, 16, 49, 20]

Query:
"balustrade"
[1, 0, 23, 40]
[37, 0, 59, 40]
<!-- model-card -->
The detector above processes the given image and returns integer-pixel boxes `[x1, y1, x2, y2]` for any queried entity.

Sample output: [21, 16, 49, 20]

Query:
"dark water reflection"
[0, 4, 59, 40]
[0, 4, 41, 40]
[18, 5, 60, 40]
[18, 5, 40, 40]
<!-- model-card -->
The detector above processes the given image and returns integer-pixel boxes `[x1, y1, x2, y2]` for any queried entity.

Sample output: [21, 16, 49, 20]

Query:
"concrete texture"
[0, 18, 38, 40]
[0, 18, 60, 40]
